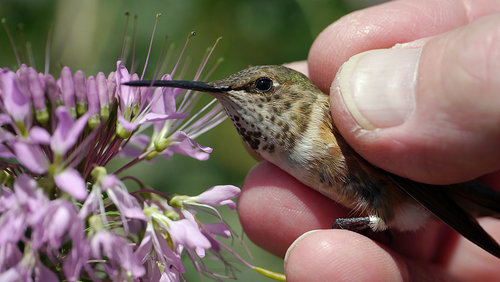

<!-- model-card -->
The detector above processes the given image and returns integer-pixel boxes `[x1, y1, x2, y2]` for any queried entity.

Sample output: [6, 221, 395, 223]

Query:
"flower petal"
[29, 126, 50, 144]
[50, 107, 90, 155]
[0, 242, 22, 270]
[54, 168, 88, 201]
[164, 131, 212, 161]
[13, 142, 48, 174]
[27, 67, 46, 111]
[101, 175, 146, 221]
[115, 61, 134, 109]
[195, 185, 240, 209]
[117, 114, 138, 132]
[142, 112, 188, 123]
[0, 69, 31, 122]
[91, 231, 145, 278]
[31, 200, 82, 250]
[202, 223, 231, 238]
[167, 218, 211, 257]
[60, 66, 75, 109]
[0, 210, 26, 245]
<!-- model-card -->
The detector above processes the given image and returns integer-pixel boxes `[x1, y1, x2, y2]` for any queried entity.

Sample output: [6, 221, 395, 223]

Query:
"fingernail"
[332, 48, 421, 129]
[284, 230, 320, 265]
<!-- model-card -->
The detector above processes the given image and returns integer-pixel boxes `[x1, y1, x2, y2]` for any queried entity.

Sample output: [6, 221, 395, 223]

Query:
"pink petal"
[101, 175, 146, 220]
[0, 69, 31, 121]
[54, 168, 88, 201]
[13, 142, 48, 174]
[164, 131, 212, 161]
[60, 66, 75, 108]
[167, 219, 211, 257]
[115, 61, 133, 108]
[142, 112, 187, 123]
[50, 107, 89, 155]
[202, 223, 231, 238]
[195, 185, 240, 209]
[29, 126, 50, 144]
[117, 114, 138, 132]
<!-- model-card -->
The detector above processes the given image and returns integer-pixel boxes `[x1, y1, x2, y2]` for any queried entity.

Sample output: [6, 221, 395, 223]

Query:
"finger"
[284, 229, 456, 281]
[308, 0, 500, 92]
[238, 161, 448, 260]
[479, 171, 500, 190]
[238, 161, 349, 257]
[331, 15, 500, 184]
[283, 61, 309, 76]
[445, 218, 500, 280]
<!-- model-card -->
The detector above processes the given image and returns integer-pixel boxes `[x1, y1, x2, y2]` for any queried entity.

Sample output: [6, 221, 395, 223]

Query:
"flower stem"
[113, 149, 154, 175]
[253, 266, 287, 281]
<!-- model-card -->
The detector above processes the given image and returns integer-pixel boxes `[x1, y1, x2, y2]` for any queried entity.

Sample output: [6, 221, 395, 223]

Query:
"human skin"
[238, 0, 500, 281]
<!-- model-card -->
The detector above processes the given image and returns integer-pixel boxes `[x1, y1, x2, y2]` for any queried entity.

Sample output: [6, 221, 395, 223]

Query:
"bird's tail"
[390, 175, 500, 259]
[447, 180, 500, 218]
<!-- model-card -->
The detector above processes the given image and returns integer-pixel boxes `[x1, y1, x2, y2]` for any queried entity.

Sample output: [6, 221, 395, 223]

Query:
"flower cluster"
[0, 31, 251, 280]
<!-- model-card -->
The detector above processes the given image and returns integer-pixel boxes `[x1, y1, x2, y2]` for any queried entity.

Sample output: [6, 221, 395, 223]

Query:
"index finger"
[308, 0, 500, 92]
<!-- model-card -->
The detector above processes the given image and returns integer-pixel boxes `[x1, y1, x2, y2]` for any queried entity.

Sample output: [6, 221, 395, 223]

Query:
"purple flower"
[0, 175, 82, 280]
[162, 131, 213, 161]
[170, 185, 241, 210]
[90, 230, 145, 278]
[31, 199, 84, 250]
[0, 242, 22, 273]
[0, 20, 260, 281]
[167, 217, 212, 257]
[100, 174, 147, 221]
[63, 243, 89, 282]
[115, 61, 186, 138]
[0, 175, 46, 245]
[0, 254, 59, 282]
[135, 222, 184, 280]
[80, 168, 146, 234]
[8, 106, 89, 200]
[50, 107, 90, 155]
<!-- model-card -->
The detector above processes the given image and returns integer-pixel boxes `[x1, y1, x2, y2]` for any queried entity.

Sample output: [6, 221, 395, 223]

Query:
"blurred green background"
[0, 0, 382, 280]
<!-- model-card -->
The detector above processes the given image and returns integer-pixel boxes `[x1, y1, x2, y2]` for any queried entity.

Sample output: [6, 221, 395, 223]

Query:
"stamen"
[130, 14, 138, 73]
[177, 37, 221, 111]
[177, 98, 218, 132]
[187, 108, 226, 139]
[158, 42, 175, 75]
[176, 56, 191, 80]
[44, 26, 53, 75]
[151, 35, 169, 81]
[26, 42, 35, 69]
[194, 37, 222, 81]
[202, 57, 224, 82]
[16, 23, 28, 65]
[17, 23, 35, 68]
[1, 18, 21, 67]
[120, 12, 131, 61]
[171, 31, 196, 78]
[140, 13, 161, 80]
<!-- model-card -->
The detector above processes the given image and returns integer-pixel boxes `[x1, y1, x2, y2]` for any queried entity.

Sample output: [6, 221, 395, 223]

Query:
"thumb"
[283, 230, 454, 281]
[331, 15, 500, 184]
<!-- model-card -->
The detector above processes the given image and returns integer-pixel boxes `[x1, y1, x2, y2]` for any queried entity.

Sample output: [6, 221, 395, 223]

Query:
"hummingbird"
[125, 65, 500, 258]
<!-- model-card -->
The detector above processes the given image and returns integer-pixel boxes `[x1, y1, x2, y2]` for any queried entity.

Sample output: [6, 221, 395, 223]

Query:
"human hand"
[238, 0, 500, 280]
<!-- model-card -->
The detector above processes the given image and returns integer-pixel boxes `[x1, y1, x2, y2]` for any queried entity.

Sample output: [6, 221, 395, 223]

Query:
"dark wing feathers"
[390, 175, 500, 259]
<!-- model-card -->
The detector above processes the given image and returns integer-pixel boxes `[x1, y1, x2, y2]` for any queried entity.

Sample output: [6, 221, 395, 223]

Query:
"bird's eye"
[255, 77, 273, 92]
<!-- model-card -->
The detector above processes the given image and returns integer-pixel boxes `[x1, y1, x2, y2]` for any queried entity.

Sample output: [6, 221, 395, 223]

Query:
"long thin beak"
[123, 80, 231, 93]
